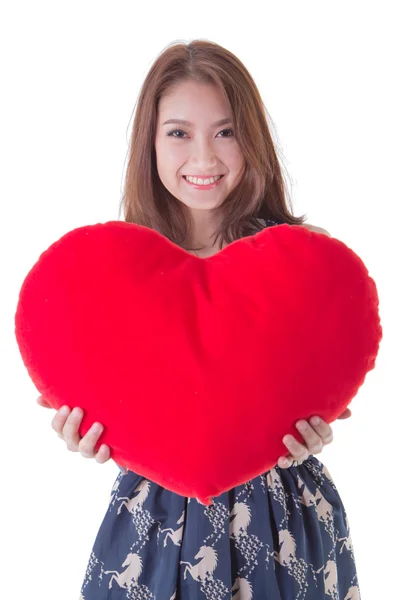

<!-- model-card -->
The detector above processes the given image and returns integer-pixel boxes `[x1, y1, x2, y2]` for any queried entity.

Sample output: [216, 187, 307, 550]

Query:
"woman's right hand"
[37, 395, 111, 463]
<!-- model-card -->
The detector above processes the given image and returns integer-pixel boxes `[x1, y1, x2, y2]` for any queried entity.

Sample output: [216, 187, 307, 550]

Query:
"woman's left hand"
[277, 408, 352, 468]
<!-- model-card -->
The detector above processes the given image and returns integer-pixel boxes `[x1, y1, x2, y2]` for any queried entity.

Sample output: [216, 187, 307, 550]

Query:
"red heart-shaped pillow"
[15, 222, 382, 504]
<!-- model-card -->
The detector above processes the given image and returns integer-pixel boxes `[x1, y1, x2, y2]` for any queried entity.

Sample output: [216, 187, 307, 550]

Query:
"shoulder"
[300, 223, 331, 237]
[259, 219, 331, 238]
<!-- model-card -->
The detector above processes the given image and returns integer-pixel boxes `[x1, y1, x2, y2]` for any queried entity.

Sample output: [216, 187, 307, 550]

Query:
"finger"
[37, 395, 52, 409]
[63, 407, 84, 451]
[278, 455, 294, 469]
[78, 422, 104, 458]
[95, 444, 111, 464]
[296, 420, 324, 453]
[283, 435, 310, 462]
[51, 405, 71, 436]
[308, 417, 334, 444]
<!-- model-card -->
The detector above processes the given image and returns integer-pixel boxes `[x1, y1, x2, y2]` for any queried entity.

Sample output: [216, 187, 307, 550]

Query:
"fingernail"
[59, 406, 70, 416]
[311, 417, 320, 426]
[296, 421, 307, 431]
[91, 423, 102, 434]
[281, 458, 289, 467]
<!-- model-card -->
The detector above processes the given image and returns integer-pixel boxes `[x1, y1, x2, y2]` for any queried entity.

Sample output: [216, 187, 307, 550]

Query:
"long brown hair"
[119, 39, 306, 249]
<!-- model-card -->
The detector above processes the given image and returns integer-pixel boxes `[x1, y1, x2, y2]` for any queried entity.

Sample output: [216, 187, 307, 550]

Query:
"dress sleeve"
[265, 218, 286, 226]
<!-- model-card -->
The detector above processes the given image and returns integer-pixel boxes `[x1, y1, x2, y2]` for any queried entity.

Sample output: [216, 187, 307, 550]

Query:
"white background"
[1, 1, 398, 598]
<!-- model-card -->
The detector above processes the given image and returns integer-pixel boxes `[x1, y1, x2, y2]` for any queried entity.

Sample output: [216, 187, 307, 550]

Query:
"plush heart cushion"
[15, 221, 382, 505]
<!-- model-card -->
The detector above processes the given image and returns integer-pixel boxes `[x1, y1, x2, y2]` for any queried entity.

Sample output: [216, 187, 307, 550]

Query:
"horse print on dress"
[79, 449, 361, 598]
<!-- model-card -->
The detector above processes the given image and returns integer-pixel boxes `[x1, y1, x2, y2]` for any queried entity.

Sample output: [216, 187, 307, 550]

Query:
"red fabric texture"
[15, 222, 382, 505]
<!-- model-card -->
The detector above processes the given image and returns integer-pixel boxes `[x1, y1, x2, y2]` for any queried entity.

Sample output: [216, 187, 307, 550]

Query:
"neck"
[187, 209, 223, 255]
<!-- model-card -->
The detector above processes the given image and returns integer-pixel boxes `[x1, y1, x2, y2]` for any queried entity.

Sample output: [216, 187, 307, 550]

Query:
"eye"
[166, 128, 234, 139]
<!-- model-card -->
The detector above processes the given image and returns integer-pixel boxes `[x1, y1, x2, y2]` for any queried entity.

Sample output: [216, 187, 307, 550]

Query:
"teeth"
[185, 175, 221, 185]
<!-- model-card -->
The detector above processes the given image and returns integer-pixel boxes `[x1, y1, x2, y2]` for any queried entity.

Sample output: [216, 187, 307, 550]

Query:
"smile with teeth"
[184, 175, 223, 185]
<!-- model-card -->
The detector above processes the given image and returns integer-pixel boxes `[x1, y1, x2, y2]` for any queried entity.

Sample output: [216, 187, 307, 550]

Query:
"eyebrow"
[162, 117, 232, 127]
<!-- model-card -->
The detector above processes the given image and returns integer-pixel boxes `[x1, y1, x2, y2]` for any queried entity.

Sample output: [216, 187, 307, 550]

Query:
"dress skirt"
[79, 456, 361, 599]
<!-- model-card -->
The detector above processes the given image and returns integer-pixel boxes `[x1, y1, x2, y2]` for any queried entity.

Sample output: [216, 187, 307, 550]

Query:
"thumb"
[36, 395, 52, 409]
[337, 408, 352, 419]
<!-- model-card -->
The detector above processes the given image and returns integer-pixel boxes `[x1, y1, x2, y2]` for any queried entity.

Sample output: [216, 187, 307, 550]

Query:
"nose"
[189, 137, 219, 171]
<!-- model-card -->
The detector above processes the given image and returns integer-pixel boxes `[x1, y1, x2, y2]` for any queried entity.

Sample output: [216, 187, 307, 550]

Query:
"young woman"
[38, 39, 359, 599]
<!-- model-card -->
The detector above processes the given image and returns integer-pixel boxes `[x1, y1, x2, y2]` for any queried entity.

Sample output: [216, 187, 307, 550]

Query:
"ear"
[301, 223, 332, 237]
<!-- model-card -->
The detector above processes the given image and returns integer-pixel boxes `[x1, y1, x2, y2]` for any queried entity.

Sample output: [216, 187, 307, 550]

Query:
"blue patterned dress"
[79, 220, 361, 600]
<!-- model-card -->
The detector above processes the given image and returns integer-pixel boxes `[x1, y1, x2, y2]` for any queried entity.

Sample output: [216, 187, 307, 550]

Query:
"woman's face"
[154, 80, 245, 213]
